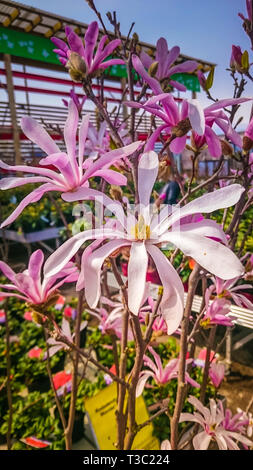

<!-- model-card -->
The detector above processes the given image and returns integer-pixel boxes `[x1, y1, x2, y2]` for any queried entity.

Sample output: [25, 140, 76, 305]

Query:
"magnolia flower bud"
[220, 139, 234, 156]
[172, 118, 191, 137]
[243, 135, 253, 151]
[148, 61, 158, 77]
[66, 51, 86, 82]
[132, 32, 139, 42]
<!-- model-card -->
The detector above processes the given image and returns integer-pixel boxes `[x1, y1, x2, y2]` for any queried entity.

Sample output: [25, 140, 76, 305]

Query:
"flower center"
[200, 317, 212, 329]
[131, 215, 151, 240]
[217, 290, 230, 299]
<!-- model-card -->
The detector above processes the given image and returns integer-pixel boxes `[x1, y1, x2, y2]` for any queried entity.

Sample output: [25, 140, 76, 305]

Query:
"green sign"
[171, 72, 200, 92]
[0, 26, 59, 65]
[0, 26, 200, 91]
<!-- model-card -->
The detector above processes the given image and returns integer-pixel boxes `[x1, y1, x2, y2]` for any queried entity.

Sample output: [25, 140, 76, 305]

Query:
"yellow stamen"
[200, 317, 212, 329]
[131, 214, 151, 240]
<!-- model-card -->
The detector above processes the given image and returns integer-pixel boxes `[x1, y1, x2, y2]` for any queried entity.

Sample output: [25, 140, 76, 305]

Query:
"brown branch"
[65, 289, 84, 450]
[43, 328, 67, 432]
[170, 264, 200, 449]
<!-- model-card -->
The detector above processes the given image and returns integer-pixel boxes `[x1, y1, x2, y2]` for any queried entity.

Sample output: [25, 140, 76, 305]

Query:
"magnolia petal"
[136, 372, 152, 397]
[162, 184, 245, 232]
[0, 183, 58, 229]
[84, 21, 99, 68]
[156, 37, 169, 79]
[44, 228, 124, 278]
[205, 125, 222, 158]
[164, 231, 244, 279]
[128, 242, 149, 315]
[138, 151, 159, 206]
[205, 97, 251, 112]
[64, 100, 79, 177]
[187, 396, 211, 421]
[146, 245, 184, 334]
[98, 59, 125, 69]
[193, 431, 212, 450]
[159, 219, 228, 246]
[144, 125, 168, 152]
[84, 141, 142, 180]
[0, 261, 17, 283]
[62, 187, 126, 228]
[169, 60, 198, 75]
[61, 317, 72, 339]
[0, 176, 52, 190]
[21, 117, 60, 155]
[132, 54, 163, 95]
[65, 26, 85, 57]
[0, 159, 63, 184]
[170, 135, 187, 153]
[166, 46, 180, 69]
[76, 239, 104, 291]
[140, 51, 153, 69]
[28, 250, 44, 287]
[93, 169, 127, 186]
[94, 39, 122, 67]
[83, 239, 131, 308]
[169, 80, 187, 92]
[188, 99, 205, 136]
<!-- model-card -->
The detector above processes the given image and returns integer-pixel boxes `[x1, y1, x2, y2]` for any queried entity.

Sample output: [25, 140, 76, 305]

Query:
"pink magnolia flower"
[127, 85, 248, 156]
[140, 38, 198, 91]
[179, 395, 252, 450]
[136, 346, 200, 397]
[209, 362, 225, 388]
[44, 151, 245, 335]
[0, 100, 140, 228]
[201, 297, 235, 328]
[47, 317, 87, 357]
[86, 295, 134, 340]
[0, 249, 78, 305]
[85, 120, 110, 159]
[221, 404, 249, 434]
[51, 21, 124, 74]
[237, 408, 253, 438]
[207, 276, 253, 310]
[230, 45, 248, 73]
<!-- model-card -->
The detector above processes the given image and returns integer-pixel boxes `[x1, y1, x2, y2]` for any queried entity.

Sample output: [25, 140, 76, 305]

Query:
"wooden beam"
[4, 54, 22, 165]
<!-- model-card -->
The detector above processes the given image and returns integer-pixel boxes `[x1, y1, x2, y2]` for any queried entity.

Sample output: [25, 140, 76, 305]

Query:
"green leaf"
[241, 50, 249, 70]
[205, 66, 215, 90]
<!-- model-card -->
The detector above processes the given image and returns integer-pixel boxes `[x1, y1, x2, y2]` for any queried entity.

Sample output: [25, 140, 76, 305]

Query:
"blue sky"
[5, 0, 253, 129]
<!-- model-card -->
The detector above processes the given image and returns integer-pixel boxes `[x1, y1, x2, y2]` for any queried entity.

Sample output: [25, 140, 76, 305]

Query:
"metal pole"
[4, 54, 22, 165]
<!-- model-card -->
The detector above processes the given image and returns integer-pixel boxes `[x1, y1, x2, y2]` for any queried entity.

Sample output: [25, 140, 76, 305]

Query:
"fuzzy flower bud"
[66, 51, 87, 82]
[148, 61, 159, 77]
